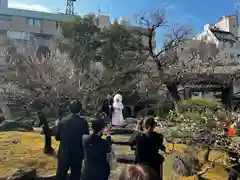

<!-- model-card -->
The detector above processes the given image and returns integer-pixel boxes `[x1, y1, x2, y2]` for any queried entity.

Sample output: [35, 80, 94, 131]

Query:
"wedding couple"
[101, 94, 126, 127]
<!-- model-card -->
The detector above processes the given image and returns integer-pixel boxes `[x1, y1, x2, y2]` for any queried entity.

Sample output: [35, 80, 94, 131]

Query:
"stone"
[116, 154, 135, 164]
[0, 120, 33, 132]
[20, 119, 37, 127]
[3, 168, 37, 180]
[110, 128, 135, 135]
[125, 117, 138, 124]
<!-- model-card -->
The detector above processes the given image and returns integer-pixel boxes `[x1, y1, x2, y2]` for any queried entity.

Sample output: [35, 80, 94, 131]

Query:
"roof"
[126, 26, 153, 34]
[210, 29, 238, 43]
[0, 7, 74, 21]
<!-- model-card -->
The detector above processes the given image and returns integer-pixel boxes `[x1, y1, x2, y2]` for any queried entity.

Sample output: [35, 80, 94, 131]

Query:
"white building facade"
[178, 12, 240, 99]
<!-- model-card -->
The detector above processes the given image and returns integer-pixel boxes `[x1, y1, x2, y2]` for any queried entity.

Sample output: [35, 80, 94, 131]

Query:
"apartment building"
[0, 0, 155, 52]
[178, 11, 240, 100]
[0, 0, 73, 48]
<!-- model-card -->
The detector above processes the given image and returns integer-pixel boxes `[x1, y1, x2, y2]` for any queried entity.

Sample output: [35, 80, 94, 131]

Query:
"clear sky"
[8, 0, 240, 46]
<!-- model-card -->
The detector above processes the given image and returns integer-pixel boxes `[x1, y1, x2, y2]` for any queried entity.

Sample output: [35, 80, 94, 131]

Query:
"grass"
[0, 131, 229, 180]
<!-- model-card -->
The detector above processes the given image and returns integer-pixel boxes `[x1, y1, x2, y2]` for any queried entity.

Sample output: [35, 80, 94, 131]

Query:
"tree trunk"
[221, 87, 233, 110]
[166, 84, 181, 102]
[37, 111, 54, 154]
[203, 146, 211, 162]
[166, 84, 181, 112]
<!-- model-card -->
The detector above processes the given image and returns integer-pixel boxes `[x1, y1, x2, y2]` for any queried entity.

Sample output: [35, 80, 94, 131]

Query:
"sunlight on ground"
[0, 131, 228, 180]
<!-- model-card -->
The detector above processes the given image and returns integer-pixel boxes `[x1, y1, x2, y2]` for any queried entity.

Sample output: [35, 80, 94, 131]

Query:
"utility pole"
[66, 0, 76, 15]
[235, 3, 239, 27]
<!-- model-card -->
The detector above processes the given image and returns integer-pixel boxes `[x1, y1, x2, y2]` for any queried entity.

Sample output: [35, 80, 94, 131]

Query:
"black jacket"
[101, 99, 113, 117]
[82, 134, 111, 180]
[129, 131, 165, 174]
[55, 114, 89, 159]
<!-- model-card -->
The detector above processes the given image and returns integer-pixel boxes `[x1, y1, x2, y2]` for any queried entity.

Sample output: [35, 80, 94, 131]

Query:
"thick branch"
[196, 156, 223, 176]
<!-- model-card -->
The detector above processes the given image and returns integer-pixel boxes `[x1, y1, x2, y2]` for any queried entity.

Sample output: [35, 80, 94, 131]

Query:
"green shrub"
[177, 98, 223, 113]
[167, 98, 226, 131]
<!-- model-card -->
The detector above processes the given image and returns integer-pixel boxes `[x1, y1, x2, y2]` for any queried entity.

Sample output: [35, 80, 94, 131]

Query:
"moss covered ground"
[0, 131, 228, 179]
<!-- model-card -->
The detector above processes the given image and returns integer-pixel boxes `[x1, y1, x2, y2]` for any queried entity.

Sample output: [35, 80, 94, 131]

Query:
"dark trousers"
[228, 169, 239, 180]
[56, 155, 83, 180]
[103, 115, 112, 125]
[82, 164, 110, 180]
[150, 162, 163, 180]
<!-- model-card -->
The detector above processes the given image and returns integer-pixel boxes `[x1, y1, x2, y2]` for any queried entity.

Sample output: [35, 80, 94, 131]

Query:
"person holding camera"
[82, 118, 112, 180]
[128, 116, 166, 180]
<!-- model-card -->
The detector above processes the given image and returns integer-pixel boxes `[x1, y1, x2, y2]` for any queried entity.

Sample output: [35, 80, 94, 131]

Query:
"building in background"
[0, 1, 155, 52]
[178, 10, 240, 101]
[96, 10, 156, 50]
[0, 0, 73, 50]
[195, 13, 240, 59]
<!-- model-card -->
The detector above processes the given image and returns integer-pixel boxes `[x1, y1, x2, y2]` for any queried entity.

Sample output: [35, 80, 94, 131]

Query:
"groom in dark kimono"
[101, 95, 113, 125]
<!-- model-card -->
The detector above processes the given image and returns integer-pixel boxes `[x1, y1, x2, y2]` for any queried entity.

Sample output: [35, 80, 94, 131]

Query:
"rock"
[125, 117, 138, 124]
[20, 119, 37, 127]
[116, 154, 135, 164]
[0, 120, 33, 132]
[0, 168, 72, 180]
[0, 116, 5, 124]
[10, 139, 21, 145]
[110, 128, 135, 135]
[173, 152, 201, 176]
[3, 168, 37, 180]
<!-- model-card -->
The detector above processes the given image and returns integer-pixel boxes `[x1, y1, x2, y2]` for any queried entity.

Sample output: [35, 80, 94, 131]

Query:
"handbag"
[107, 147, 118, 170]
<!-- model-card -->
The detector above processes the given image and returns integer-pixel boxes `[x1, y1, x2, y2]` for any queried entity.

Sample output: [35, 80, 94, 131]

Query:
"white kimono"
[112, 94, 125, 126]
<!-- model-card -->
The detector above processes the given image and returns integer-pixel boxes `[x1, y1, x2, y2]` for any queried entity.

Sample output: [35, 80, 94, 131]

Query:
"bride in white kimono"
[112, 94, 125, 127]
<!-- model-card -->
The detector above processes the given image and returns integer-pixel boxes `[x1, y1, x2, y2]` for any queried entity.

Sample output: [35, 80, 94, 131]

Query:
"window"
[7, 31, 28, 40]
[0, 29, 6, 35]
[225, 53, 228, 58]
[237, 54, 240, 58]
[0, 14, 12, 22]
[26, 18, 40, 27]
[230, 53, 234, 59]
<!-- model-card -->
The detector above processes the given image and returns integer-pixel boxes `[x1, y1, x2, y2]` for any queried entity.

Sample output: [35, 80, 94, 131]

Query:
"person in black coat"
[101, 95, 113, 124]
[55, 100, 90, 180]
[128, 116, 166, 180]
[228, 151, 240, 180]
[82, 118, 111, 180]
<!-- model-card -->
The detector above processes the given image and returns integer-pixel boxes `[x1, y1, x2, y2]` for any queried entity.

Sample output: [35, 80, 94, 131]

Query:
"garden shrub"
[177, 98, 223, 113]
[167, 98, 228, 133]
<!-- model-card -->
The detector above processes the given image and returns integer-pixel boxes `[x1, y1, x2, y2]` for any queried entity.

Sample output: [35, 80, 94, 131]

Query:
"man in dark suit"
[55, 100, 90, 180]
[101, 95, 113, 125]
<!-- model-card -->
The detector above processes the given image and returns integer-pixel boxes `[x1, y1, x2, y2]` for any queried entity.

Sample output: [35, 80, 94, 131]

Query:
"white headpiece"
[113, 94, 122, 102]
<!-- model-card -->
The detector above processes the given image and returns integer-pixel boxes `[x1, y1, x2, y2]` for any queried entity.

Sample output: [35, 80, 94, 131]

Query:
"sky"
[7, 0, 240, 46]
